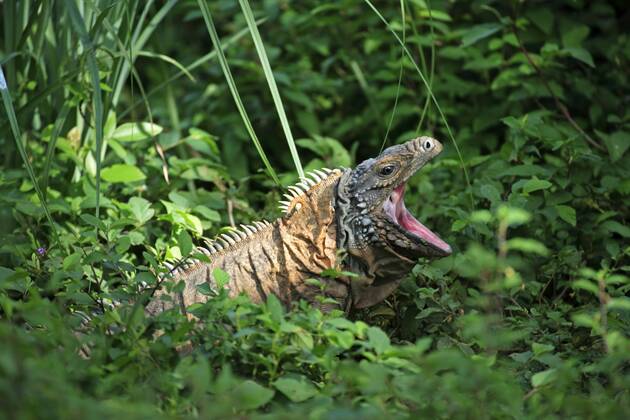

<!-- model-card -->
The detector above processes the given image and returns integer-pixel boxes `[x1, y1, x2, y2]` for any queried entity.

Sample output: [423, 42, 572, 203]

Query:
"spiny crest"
[164, 220, 273, 278]
[278, 167, 338, 214]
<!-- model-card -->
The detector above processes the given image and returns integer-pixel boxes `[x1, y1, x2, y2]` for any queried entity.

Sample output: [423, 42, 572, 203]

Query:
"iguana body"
[146, 137, 451, 316]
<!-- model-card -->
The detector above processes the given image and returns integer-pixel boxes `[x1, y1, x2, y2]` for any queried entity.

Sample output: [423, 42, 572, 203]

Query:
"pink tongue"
[397, 196, 452, 254]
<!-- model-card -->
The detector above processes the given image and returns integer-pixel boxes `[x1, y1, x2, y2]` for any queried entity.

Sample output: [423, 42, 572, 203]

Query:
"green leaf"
[480, 184, 501, 203]
[601, 131, 630, 162]
[111, 122, 163, 142]
[527, 8, 554, 34]
[531, 368, 557, 387]
[273, 376, 318, 402]
[522, 178, 552, 194]
[532, 342, 555, 356]
[561, 25, 589, 48]
[608, 297, 630, 311]
[573, 279, 599, 295]
[232, 380, 274, 410]
[600, 220, 630, 238]
[451, 219, 468, 232]
[564, 47, 595, 68]
[63, 252, 82, 271]
[470, 210, 492, 224]
[128, 197, 155, 225]
[177, 230, 193, 256]
[461, 23, 502, 47]
[101, 164, 146, 183]
[555, 205, 577, 227]
[506, 238, 549, 256]
[212, 268, 230, 288]
[497, 206, 531, 226]
[367, 326, 390, 354]
[266, 294, 284, 323]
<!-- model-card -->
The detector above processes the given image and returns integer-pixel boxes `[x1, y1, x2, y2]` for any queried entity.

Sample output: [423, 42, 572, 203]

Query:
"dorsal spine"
[166, 168, 341, 278]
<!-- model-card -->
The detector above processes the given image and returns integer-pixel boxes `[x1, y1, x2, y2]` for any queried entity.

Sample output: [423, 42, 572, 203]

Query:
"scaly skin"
[146, 137, 451, 316]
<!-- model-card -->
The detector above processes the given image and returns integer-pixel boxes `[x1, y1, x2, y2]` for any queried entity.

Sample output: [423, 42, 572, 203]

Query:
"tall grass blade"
[112, 0, 178, 106]
[350, 60, 383, 140]
[381, 0, 407, 152]
[239, 0, 303, 178]
[42, 103, 70, 199]
[363, 0, 473, 208]
[120, 19, 266, 119]
[196, 0, 280, 185]
[413, 0, 436, 132]
[0, 65, 59, 244]
[64, 0, 105, 220]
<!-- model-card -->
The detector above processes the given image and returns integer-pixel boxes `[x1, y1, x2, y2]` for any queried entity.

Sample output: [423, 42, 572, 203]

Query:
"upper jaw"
[382, 182, 452, 257]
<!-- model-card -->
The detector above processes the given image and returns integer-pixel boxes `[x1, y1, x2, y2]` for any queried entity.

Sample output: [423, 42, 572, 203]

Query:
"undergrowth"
[0, 1, 629, 418]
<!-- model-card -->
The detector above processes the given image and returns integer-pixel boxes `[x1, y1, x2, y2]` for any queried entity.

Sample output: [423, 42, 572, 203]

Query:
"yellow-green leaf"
[101, 164, 146, 183]
[111, 122, 163, 142]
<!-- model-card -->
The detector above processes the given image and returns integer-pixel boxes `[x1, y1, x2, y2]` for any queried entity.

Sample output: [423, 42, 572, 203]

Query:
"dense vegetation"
[1, 0, 628, 418]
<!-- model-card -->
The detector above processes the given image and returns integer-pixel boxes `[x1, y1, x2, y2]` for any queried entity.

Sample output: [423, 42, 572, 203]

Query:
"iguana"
[146, 136, 452, 316]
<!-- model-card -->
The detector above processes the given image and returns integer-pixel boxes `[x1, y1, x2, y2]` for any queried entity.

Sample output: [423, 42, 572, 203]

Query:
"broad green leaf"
[212, 268, 230, 288]
[451, 219, 468, 232]
[266, 294, 284, 323]
[128, 197, 154, 225]
[573, 279, 598, 295]
[177, 229, 193, 256]
[461, 23, 502, 47]
[600, 220, 630, 238]
[497, 206, 531, 226]
[506, 238, 549, 256]
[531, 368, 557, 387]
[111, 122, 163, 142]
[607, 298, 630, 311]
[480, 184, 501, 203]
[527, 8, 554, 34]
[532, 342, 555, 356]
[470, 210, 492, 223]
[601, 131, 630, 162]
[63, 252, 82, 271]
[561, 25, 589, 48]
[232, 380, 274, 410]
[522, 178, 552, 194]
[273, 376, 318, 402]
[367, 326, 390, 354]
[419, 9, 451, 22]
[564, 47, 595, 68]
[555, 205, 577, 226]
[101, 164, 146, 183]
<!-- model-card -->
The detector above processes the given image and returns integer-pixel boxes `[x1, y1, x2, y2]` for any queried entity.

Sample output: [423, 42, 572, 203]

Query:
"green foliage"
[1, 0, 629, 418]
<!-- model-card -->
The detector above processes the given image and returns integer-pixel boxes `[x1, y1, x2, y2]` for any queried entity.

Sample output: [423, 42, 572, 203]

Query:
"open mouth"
[383, 184, 452, 255]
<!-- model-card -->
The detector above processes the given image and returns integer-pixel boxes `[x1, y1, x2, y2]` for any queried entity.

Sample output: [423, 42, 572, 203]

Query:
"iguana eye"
[422, 138, 434, 151]
[379, 164, 397, 177]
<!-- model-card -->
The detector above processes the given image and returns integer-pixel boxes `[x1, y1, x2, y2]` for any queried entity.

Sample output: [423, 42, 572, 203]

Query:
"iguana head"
[336, 136, 451, 307]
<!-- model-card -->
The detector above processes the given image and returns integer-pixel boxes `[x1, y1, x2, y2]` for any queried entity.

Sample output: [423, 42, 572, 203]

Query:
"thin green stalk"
[239, 0, 303, 178]
[196, 0, 280, 185]
[381, 0, 407, 152]
[350, 59, 384, 141]
[112, 0, 178, 106]
[120, 19, 265, 119]
[64, 0, 105, 220]
[42, 103, 70, 199]
[0, 65, 59, 244]
[414, 0, 436, 132]
[363, 0, 473, 209]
